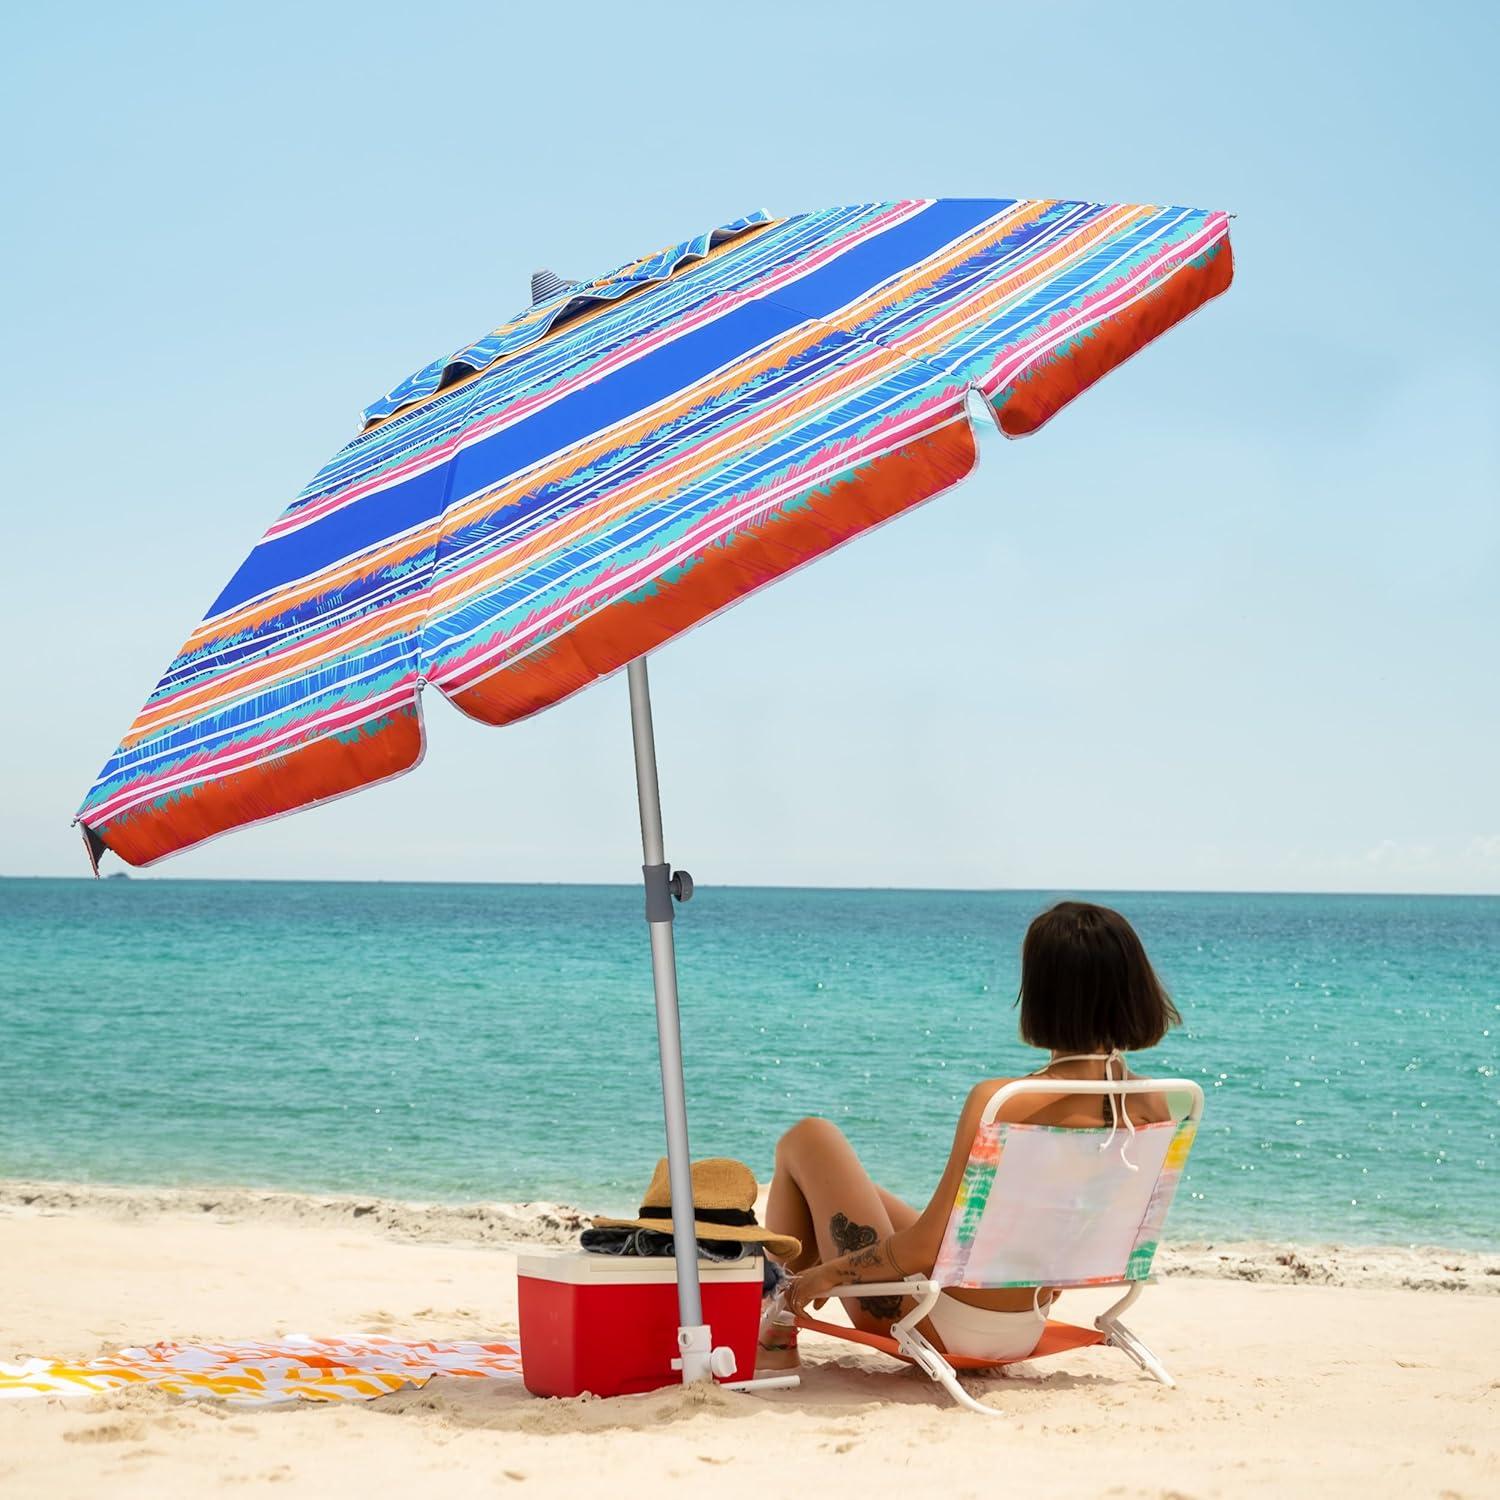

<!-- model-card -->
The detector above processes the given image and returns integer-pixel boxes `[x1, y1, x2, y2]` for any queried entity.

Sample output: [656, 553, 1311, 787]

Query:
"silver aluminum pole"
[626, 656, 711, 1383]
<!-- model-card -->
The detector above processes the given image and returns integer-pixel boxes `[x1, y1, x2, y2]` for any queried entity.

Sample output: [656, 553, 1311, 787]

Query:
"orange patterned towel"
[0, 1335, 522, 1407]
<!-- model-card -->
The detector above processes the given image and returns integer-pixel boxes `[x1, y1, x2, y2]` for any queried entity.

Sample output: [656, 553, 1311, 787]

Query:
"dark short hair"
[1017, 901, 1180, 1053]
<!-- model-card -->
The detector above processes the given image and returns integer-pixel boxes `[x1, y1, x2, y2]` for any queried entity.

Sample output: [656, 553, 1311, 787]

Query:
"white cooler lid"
[517, 1252, 762, 1285]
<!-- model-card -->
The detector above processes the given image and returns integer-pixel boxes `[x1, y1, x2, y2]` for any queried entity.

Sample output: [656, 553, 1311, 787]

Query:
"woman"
[760, 900, 1180, 1368]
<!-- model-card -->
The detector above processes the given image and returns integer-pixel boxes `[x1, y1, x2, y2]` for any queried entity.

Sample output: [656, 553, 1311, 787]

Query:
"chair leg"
[1095, 1280, 1175, 1388]
[824, 1278, 1005, 1415]
[1104, 1320, 1175, 1388]
[894, 1328, 1003, 1418]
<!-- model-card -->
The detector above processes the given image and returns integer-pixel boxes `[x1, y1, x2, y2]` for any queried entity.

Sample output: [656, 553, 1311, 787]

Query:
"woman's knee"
[776, 1115, 848, 1160]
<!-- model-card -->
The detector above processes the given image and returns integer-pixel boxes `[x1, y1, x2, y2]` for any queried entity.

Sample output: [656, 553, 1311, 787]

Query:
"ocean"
[1, 879, 1494, 1248]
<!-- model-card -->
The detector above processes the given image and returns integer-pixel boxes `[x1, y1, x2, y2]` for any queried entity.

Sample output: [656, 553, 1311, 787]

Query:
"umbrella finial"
[531, 269, 575, 304]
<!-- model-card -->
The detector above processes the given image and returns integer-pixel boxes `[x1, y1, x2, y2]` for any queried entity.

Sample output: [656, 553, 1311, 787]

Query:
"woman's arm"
[785, 1079, 1006, 1314]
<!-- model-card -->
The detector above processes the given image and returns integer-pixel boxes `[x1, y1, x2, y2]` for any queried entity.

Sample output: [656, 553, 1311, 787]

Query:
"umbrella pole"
[626, 656, 712, 1384]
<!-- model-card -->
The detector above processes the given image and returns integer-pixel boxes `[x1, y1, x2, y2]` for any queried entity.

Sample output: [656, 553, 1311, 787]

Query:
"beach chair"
[794, 1077, 1204, 1415]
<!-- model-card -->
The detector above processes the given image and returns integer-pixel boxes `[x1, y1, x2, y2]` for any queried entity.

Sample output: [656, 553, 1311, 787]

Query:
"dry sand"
[2, 1181, 1496, 1499]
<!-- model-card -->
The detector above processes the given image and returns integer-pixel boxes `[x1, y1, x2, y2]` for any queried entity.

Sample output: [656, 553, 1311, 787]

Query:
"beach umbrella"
[76, 199, 1233, 1381]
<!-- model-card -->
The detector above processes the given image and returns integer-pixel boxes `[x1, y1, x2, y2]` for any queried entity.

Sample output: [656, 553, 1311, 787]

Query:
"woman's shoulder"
[962, 1075, 1022, 1114]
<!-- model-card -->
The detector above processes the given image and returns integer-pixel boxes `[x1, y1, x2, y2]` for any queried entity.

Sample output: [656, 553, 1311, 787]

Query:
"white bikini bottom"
[923, 1292, 1048, 1361]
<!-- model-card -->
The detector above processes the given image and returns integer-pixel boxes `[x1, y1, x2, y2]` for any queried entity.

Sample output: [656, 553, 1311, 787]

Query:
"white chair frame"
[818, 1077, 1205, 1416]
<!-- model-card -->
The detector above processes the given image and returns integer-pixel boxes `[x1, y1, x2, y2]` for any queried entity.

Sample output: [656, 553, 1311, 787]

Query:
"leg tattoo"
[829, 1212, 877, 1254]
[829, 1213, 904, 1321]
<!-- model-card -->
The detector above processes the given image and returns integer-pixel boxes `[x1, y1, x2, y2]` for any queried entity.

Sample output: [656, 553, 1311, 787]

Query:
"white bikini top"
[1030, 1048, 1141, 1171]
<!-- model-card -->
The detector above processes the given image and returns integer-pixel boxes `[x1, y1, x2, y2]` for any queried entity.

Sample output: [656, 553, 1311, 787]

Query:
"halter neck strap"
[1032, 1049, 1139, 1171]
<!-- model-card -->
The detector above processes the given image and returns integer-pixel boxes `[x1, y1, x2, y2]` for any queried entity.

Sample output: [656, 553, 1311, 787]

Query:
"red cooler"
[517, 1253, 762, 1397]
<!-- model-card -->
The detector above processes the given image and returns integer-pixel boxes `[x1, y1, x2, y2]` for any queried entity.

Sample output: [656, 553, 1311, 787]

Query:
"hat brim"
[591, 1215, 800, 1261]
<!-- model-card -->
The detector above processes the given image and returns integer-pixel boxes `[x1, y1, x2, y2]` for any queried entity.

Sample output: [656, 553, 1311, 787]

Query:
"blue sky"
[2, 2, 1495, 891]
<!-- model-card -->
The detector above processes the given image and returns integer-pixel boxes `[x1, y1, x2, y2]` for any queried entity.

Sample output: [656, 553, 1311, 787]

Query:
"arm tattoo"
[829, 1212, 905, 1321]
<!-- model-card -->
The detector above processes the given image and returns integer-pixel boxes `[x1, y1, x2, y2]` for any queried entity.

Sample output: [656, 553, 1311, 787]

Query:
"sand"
[2, 1182, 1496, 1499]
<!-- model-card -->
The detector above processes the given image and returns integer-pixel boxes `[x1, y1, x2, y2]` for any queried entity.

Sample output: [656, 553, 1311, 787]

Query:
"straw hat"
[592, 1158, 801, 1259]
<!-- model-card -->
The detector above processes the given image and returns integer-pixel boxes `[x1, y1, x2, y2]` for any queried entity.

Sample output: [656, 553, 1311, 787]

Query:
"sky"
[1, 2, 1495, 893]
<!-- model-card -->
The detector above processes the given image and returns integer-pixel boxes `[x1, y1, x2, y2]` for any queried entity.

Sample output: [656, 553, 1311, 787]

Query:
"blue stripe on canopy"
[207, 199, 1007, 617]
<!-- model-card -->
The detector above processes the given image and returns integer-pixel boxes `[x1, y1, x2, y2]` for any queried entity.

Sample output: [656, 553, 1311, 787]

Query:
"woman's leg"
[765, 1116, 918, 1331]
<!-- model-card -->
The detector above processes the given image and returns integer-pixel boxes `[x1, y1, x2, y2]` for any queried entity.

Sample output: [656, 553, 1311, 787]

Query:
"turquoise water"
[1, 879, 1495, 1247]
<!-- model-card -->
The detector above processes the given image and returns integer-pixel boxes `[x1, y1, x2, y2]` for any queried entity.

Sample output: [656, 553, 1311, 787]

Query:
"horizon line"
[2, 873, 1496, 900]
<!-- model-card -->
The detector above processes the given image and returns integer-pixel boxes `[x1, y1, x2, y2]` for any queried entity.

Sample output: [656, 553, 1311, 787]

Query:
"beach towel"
[0, 1334, 522, 1407]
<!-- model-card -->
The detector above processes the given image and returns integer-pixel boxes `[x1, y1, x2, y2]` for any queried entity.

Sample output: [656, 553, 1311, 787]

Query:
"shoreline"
[5, 1178, 1496, 1296]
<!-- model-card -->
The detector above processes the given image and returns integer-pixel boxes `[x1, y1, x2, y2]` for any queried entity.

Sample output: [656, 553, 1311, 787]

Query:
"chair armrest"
[815, 1278, 943, 1341]
[821, 1280, 934, 1300]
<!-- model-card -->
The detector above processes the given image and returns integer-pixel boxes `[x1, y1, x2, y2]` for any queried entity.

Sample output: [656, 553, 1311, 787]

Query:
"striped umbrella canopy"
[78, 199, 1231, 868]
[75, 198, 1233, 1384]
